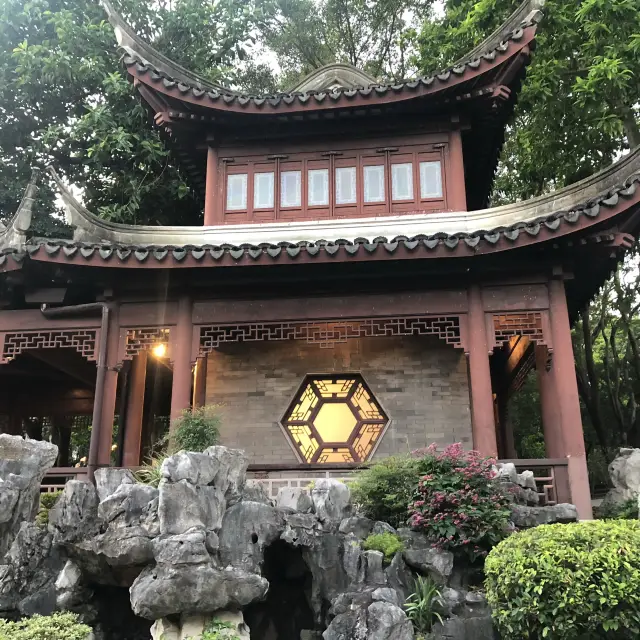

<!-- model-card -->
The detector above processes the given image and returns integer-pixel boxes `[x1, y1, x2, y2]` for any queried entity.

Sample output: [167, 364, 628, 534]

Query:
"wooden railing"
[41, 467, 88, 493]
[39, 458, 572, 506]
[500, 458, 571, 505]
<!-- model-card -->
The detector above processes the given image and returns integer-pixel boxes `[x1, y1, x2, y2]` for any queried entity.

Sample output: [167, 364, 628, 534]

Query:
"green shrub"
[409, 443, 510, 562]
[201, 619, 241, 639]
[596, 498, 638, 520]
[136, 406, 221, 486]
[171, 405, 221, 453]
[0, 612, 92, 640]
[350, 455, 421, 527]
[363, 532, 404, 563]
[134, 452, 166, 488]
[404, 575, 444, 635]
[485, 520, 640, 639]
[36, 490, 62, 527]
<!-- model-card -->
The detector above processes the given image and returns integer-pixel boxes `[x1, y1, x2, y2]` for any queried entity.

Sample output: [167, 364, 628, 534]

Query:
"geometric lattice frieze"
[492, 312, 546, 351]
[124, 327, 170, 359]
[280, 374, 389, 464]
[0, 330, 98, 364]
[199, 315, 463, 353]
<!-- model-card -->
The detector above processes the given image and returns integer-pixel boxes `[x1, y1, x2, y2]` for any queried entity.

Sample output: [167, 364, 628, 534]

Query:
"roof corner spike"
[0, 168, 39, 252]
[47, 166, 105, 243]
[452, 0, 544, 67]
[98, 0, 220, 92]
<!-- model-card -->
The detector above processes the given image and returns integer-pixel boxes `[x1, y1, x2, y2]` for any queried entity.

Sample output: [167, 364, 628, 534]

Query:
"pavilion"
[0, 0, 638, 519]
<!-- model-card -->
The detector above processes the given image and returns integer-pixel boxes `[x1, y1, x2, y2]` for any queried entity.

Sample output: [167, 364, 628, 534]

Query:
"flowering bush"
[409, 443, 511, 561]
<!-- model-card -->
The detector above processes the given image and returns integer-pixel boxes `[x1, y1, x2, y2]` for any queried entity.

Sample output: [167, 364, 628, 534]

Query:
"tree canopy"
[0, 0, 270, 226]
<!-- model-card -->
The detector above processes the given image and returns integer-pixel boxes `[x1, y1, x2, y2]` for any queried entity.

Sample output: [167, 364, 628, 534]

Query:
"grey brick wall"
[205, 335, 472, 464]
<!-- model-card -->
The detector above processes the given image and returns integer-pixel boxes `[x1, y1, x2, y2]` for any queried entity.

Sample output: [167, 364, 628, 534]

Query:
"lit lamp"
[152, 343, 167, 358]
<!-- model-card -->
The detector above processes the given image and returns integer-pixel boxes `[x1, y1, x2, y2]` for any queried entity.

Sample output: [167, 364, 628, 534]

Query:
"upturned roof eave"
[43, 146, 640, 249]
[104, 0, 541, 115]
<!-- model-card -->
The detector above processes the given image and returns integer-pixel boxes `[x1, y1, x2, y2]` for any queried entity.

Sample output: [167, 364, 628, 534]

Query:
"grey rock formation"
[510, 503, 578, 528]
[49, 480, 100, 544]
[94, 468, 135, 502]
[1, 442, 578, 638]
[130, 564, 268, 619]
[312, 479, 351, 522]
[398, 529, 454, 583]
[0, 523, 63, 615]
[204, 446, 248, 505]
[602, 448, 640, 506]
[161, 452, 220, 486]
[367, 601, 414, 640]
[242, 481, 272, 505]
[218, 502, 284, 572]
[323, 599, 413, 640]
[338, 516, 373, 538]
[0, 435, 57, 556]
[277, 486, 313, 513]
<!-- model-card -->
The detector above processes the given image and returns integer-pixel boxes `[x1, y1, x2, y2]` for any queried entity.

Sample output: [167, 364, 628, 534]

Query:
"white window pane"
[392, 163, 413, 201]
[335, 167, 357, 204]
[363, 165, 385, 203]
[420, 161, 443, 198]
[254, 172, 274, 209]
[226, 174, 247, 210]
[308, 169, 329, 206]
[281, 170, 302, 208]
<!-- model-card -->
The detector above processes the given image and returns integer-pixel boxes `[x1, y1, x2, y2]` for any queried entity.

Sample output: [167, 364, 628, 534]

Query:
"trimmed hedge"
[0, 613, 91, 640]
[485, 520, 640, 639]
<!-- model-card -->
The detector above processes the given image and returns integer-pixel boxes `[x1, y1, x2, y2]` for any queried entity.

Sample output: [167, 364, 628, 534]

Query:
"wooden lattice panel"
[124, 327, 170, 359]
[199, 316, 463, 353]
[0, 330, 98, 363]
[492, 313, 547, 350]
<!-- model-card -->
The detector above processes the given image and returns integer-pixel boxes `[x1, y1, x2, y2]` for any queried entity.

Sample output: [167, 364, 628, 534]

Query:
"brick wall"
[205, 335, 472, 464]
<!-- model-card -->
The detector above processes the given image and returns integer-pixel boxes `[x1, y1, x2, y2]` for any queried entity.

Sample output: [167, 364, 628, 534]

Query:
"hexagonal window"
[281, 375, 389, 463]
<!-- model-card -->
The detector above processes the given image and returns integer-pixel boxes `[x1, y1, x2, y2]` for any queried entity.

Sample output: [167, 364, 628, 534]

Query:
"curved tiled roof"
[45, 146, 638, 246]
[103, 0, 542, 113]
[0, 147, 635, 270]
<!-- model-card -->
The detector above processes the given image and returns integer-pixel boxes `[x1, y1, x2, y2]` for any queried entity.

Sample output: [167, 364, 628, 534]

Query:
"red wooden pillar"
[448, 125, 467, 211]
[203, 145, 218, 226]
[170, 296, 193, 427]
[97, 304, 120, 467]
[192, 356, 207, 408]
[467, 285, 498, 457]
[535, 344, 564, 457]
[548, 278, 593, 519]
[122, 351, 147, 467]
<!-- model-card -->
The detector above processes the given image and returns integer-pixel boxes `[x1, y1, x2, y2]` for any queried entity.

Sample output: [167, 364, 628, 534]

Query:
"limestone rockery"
[0, 435, 578, 640]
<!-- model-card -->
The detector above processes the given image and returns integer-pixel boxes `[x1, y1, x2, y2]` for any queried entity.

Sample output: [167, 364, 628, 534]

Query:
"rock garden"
[1, 434, 640, 639]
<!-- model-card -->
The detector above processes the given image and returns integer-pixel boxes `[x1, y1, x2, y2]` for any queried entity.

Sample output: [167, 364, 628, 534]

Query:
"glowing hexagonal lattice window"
[281, 375, 390, 463]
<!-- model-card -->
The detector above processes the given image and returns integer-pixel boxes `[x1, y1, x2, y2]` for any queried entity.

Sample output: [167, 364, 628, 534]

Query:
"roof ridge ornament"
[0, 168, 39, 252]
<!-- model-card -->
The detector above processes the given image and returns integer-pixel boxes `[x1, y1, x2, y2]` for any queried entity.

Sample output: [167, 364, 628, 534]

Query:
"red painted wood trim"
[204, 146, 219, 226]
[448, 128, 467, 211]
[97, 303, 120, 467]
[192, 290, 469, 324]
[467, 285, 498, 457]
[548, 277, 592, 518]
[170, 295, 193, 425]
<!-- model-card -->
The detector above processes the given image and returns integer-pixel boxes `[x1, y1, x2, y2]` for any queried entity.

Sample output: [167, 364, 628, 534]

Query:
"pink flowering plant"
[408, 443, 511, 562]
